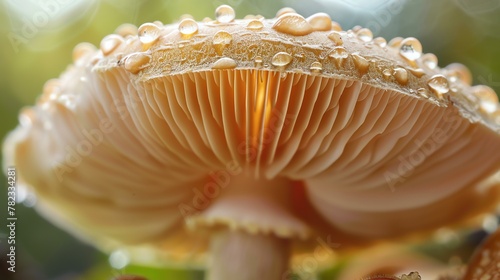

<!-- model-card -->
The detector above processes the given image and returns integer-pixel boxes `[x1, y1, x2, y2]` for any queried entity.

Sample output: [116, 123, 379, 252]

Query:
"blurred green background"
[0, 0, 499, 279]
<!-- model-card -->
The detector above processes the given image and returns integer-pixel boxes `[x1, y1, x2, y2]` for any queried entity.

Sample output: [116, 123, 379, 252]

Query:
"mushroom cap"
[4, 7, 500, 268]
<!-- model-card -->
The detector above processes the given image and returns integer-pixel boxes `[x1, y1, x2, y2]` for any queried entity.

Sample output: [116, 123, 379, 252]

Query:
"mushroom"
[3, 5, 500, 280]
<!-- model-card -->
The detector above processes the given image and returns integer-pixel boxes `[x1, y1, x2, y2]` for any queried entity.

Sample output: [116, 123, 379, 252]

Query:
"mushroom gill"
[3, 5, 500, 280]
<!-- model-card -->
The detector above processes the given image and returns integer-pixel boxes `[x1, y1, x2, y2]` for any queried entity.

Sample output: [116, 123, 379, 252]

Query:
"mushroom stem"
[207, 230, 290, 280]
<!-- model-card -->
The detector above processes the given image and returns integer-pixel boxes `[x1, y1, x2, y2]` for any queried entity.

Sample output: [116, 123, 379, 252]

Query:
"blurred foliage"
[0, 0, 499, 279]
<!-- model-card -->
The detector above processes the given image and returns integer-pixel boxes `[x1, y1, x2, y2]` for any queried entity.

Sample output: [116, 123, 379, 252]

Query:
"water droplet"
[272, 13, 313, 36]
[212, 57, 237, 69]
[382, 69, 392, 79]
[109, 249, 130, 270]
[72, 42, 96, 63]
[124, 52, 151, 74]
[138, 23, 160, 44]
[246, 19, 264, 30]
[327, 31, 343, 45]
[329, 47, 349, 67]
[356, 28, 373, 42]
[408, 68, 426, 78]
[271, 52, 293, 67]
[178, 18, 198, 37]
[373, 37, 387, 47]
[421, 53, 438, 70]
[351, 25, 362, 33]
[427, 74, 450, 98]
[100, 35, 123, 56]
[399, 37, 422, 62]
[310, 61, 322, 74]
[213, 30, 233, 55]
[417, 88, 429, 98]
[254, 56, 263, 67]
[393, 67, 408, 85]
[115, 23, 138, 37]
[331, 21, 342, 31]
[275, 7, 296, 18]
[202, 17, 212, 23]
[445, 63, 472, 85]
[306, 12, 332, 31]
[352, 53, 369, 74]
[153, 20, 164, 27]
[388, 37, 403, 48]
[215, 4, 235, 23]
[471, 85, 499, 113]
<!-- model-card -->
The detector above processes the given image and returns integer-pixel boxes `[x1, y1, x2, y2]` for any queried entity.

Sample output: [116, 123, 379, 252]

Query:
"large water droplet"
[213, 30, 233, 55]
[373, 37, 387, 48]
[138, 23, 160, 44]
[445, 63, 472, 85]
[115, 23, 138, 37]
[246, 20, 264, 30]
[399, 37, 422, 62]
[100, 35, 123, 56]
[72, 42, 96, 63]
[482, 214, 498, 234]
[393, 67, 408, 85]
[471, 85, 498, 113]
[271, 52, 293, 67]
[178, 18, 198, 37]
[215, 5, 235, 23]
[306, 12, 332, 31]
[327, 31, 343, 45]
[421, 53, 438, 69]
[356, 28, 373, 42]
[124, 52, 151, 74]
[329, 46, 349, 67]
[212, 57, 237, 69]
[352, 53, 369, 74]
[310, 62, 323, 74]
[272, 13, 313, 36]
[427, 74, 449, 98]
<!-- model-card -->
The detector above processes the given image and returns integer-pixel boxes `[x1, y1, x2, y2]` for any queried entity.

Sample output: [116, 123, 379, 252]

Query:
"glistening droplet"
[212, 57, 237, 69]
[329, 47, 348, 67]
[427, 74, 450, 98]
[356, 28, 373, 42]
[138, 23, 160, 44]
[471, 85, 498, 114]
[215, 5, 235, 23]
[421, 53, 438, 69]
[178, 18, 198, 37]
[213, 30, 233, 55]
[306, 12, 332, 31]
[271, 52, 293, 67]
[124, 52, 151, 74]
[399, 37, 422, 62]
[100, 35, 123, 56]
[272, 13, 313, 36]
[246, 20, 264, 30]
